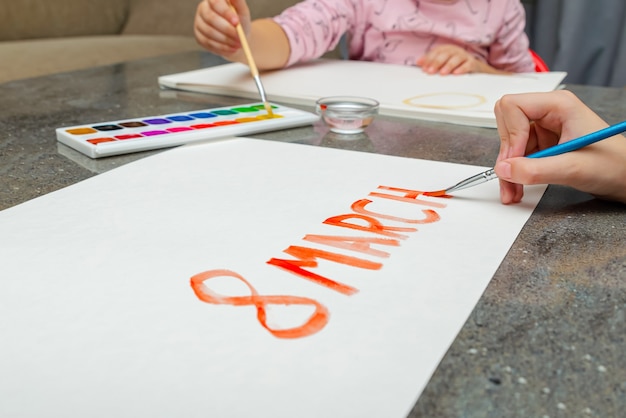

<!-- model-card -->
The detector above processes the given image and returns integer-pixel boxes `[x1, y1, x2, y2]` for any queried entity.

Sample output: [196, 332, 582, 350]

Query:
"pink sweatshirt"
[273, 0, 535, 72]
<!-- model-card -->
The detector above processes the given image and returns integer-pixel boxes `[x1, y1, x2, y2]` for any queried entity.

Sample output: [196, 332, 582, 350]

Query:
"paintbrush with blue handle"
[426, 119, 626, 196]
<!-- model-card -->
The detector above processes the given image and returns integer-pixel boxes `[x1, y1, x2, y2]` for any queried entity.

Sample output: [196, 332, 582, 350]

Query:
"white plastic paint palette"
[56, 102, 319, 158]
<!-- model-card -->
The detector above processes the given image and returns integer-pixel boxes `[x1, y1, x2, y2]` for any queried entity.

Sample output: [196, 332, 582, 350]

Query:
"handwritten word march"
[190, 186, 450, 339]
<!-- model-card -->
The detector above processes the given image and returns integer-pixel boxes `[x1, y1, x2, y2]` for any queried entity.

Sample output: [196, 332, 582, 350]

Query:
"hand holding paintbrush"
[194, 0, 292, 72]
[427, 91, 626, 205]
[226, 1, 273, 116]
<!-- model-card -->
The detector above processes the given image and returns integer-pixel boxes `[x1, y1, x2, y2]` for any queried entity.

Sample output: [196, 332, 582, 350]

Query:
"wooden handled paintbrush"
[230, 5, 274, 117]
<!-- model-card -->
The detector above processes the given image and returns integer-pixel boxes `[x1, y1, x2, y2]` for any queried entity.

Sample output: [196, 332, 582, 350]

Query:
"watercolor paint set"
[56, 102, 320, 158]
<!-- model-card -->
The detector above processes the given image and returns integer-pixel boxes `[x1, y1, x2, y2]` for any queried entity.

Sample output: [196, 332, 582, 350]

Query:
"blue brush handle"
[528, 120, 626, 159]
[442, 119, 626, 194]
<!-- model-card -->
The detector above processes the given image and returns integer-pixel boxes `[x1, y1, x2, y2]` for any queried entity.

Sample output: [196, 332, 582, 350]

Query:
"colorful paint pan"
[56, 103, 320, 159]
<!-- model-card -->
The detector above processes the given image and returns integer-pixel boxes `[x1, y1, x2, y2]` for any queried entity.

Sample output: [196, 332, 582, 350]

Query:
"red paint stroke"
[303, 234, 399, 258]
[351, 199, 441, 224]
[324, 213, 416, 239]
[190, 184, 453, 339]
[190, 269, 329, 339]
[268, 245, 381, 295]
[422, 190, 450, 197]
[370, 186, 450, 207]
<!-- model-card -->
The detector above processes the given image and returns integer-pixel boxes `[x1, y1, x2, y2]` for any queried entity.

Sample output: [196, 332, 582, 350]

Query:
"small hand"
[417, 44, 482, 75]
[194, 0, 251, 59]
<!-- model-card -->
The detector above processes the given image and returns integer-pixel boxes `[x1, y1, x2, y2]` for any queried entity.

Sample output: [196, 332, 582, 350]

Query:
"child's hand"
[417, 44, 481, 75]
[194, 0, 251, 59]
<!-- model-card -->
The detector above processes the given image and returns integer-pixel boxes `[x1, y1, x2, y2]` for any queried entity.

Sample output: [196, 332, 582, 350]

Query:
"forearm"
[228, 19, 291, 70]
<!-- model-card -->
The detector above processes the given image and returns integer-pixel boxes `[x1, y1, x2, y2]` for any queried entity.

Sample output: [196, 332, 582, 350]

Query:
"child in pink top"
[194, 0, 535, 74]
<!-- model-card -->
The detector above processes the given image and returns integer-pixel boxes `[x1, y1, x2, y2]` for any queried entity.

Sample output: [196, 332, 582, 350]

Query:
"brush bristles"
[423, 190, 446, 197]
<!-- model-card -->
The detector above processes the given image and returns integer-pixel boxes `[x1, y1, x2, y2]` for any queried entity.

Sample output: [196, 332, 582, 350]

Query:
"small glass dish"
[315, 96, 379, 134]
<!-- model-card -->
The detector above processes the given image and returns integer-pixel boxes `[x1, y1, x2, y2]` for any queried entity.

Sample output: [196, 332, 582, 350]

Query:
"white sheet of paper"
[0, 138, 545, 418]
[158, 59, 567, 128]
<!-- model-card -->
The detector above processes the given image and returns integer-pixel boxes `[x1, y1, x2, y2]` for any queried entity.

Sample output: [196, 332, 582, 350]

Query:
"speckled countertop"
[1, 52, 624, 417]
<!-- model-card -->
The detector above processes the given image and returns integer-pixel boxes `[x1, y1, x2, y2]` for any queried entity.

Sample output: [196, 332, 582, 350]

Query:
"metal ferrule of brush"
[445, 168, 497, 193]
[253, 76, 268, 103]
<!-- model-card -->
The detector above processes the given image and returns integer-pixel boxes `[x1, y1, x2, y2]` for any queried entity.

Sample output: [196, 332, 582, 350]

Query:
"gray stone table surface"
[1, 51, 624, 417]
